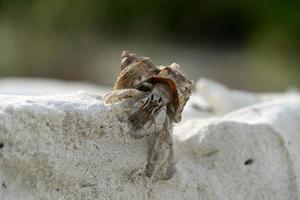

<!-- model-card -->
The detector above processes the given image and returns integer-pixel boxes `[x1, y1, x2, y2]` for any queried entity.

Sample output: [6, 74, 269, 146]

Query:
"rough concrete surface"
[0, 78, 299, 200]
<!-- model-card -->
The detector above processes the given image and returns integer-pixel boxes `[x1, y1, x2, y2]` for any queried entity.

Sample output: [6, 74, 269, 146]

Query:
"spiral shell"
[114, 51, 193, 122]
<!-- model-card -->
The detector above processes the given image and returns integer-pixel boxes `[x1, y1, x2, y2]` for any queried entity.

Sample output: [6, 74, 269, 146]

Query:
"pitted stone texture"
[174, 97, 300, 200]
[0, 92, 299, 200]
[0, 93, 149, 200]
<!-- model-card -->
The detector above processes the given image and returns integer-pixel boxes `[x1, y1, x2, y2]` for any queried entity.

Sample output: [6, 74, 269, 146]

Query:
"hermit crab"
[103, 51, 193, 180]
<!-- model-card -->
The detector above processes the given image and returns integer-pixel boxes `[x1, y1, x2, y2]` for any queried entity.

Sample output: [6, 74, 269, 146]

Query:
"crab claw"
[102, 89, 143, 104]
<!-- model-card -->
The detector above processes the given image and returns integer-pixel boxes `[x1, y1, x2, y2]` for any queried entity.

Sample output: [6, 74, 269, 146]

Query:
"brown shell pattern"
[114, 51, 193, 122]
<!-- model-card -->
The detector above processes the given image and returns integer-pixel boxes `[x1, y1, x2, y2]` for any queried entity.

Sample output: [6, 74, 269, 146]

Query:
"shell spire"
[114, 51, 192, 122]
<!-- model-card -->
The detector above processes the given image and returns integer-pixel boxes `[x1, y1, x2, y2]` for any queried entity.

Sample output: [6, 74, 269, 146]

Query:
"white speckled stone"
[0, 79, 299, 200]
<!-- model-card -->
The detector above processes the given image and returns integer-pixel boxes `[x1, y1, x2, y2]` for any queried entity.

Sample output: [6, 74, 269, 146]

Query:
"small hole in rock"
[56, 188, 60, 191]
[2, 182, 7, 188]
[46, 122, 49, 126]
[0, 143, 4, 149]
[244, 159, 253, 165]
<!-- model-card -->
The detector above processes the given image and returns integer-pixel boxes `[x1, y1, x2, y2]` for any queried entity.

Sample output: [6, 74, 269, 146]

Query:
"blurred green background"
[0, 0, 299, 91]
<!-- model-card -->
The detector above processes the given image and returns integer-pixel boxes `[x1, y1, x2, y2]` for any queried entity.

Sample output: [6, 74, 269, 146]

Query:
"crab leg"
[102, 89, 143, 104]
[145, 114, 175, 180]
[128, 83, 173, 138]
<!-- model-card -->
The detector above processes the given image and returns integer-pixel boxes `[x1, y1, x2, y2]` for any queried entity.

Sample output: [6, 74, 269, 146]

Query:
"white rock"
[193, 78, 298, 115]
[0, 90, 299, 199]
[0, 78, 108, 95]
[174, 96, 300, 200]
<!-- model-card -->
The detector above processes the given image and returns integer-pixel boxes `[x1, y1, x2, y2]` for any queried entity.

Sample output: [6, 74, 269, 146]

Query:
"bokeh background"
[0, 0, 299, 91]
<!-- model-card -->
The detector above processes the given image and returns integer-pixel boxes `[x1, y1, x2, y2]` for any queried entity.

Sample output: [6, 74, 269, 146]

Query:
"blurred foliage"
[0, 0, 299, 90]
[0, 0, 299, 46]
